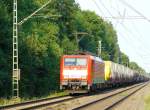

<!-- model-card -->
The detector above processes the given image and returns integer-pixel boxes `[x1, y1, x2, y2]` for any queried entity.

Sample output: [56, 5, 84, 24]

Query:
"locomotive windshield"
[64, 58, 87, 66]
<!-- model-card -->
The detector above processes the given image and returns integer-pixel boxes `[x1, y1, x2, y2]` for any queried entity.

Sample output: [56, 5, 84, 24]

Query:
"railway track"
[0, 95, 72, 110]
[0, 87, 121, 109]
[0, 93, 88, 110]
[73, 82, 148, 110]
[104, 83, 148, 110]
[0, 82, 147, 110]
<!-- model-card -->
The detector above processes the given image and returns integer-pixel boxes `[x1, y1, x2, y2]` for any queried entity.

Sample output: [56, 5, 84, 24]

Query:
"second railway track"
[73, 82, 148, 110]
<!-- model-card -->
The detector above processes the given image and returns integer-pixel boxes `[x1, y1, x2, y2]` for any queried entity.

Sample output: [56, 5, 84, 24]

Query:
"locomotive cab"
[60, 55, 90, 93]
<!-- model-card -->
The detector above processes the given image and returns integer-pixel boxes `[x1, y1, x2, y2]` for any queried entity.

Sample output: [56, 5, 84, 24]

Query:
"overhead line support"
[13, 0, 19, 98]
[12, 0, 52, 98]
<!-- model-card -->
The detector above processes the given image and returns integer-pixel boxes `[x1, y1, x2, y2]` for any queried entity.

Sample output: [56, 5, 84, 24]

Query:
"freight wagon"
[104, 61, 134, 85]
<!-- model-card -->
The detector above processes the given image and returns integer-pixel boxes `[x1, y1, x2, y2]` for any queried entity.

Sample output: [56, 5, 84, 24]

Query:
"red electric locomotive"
[60, 55, 105, 93]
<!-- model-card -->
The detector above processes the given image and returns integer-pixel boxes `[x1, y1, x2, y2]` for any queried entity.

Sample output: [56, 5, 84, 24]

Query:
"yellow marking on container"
[104, 61, 111, 81]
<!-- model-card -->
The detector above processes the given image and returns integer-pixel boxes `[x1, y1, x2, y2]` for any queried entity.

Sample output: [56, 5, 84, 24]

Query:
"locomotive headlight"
[74, 68, 77, 70]
[81, 75, 86, 79]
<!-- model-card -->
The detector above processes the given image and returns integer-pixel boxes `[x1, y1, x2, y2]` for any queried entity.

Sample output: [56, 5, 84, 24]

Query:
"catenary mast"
[12, 0, 20, 98]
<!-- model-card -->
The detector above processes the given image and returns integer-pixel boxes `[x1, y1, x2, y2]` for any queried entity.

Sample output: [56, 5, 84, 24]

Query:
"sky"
[75, 0, 150, 73]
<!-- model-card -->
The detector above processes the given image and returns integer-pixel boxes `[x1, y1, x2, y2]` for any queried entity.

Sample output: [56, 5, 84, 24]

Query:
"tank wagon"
[104, 61, 135, 85]
[60, 55, 148, 93]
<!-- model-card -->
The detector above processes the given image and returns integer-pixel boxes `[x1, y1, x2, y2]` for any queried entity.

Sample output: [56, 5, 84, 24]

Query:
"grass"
[119, 92, 128, 97]
[0, 98, 20, 106]
[0, 91, 68, 106]
[144, 94, 150, 110]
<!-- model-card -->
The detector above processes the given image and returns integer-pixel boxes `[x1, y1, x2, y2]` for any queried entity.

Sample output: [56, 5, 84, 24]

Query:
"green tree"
[121, 52, 129, 66]
[129, 62, 145, 73]
[0, 0, 146, 98]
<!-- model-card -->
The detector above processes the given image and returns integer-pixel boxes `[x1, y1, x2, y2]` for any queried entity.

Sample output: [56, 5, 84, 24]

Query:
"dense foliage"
[0, 0, 145, 98]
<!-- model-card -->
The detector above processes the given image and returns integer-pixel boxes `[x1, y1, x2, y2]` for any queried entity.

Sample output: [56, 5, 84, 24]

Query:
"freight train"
[60, 54, 149, 93]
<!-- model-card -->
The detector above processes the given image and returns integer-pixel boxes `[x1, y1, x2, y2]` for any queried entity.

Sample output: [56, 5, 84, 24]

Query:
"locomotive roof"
[92, 56, 103, 62]
[63, 55, 90, 57]
[63, 55, 104, 62]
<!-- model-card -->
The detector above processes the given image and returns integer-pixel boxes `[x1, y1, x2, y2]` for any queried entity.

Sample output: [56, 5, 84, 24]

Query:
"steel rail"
[1, 82, 148, 110]
[0, 95, 69, 110]
[22, 96, 81, 110]
[104, 83, 147, 110]
[73, 82, 148, 110]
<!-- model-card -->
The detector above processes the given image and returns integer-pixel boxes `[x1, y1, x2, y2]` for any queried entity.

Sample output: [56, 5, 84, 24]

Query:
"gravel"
[42, 83, 144, 110]
[111, 82, 150, 110]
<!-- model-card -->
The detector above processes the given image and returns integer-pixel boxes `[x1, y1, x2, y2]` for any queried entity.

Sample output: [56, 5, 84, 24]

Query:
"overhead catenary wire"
[92, 0, 141, 54]
[116, 21, 150, 70]
[117, 32, 145, 71]
[101, 0, 150, 58]
[18, 0, 52, 25]
[117, 18, 150, 56]
[119, 0, 150, 23]
[92, 0, 139, 55]
[91, 0, 148, 71]
[108, 0, 125, 28]
[130, 21, 150, 55]
[114, 0, 150, 60]
[97, 0, 141, 50]
[93, 0, 105, 17]
[117, 31, 144, 62]
[76, 0, 150, 72]
[98, 0, 145, 48]
[103, 16, 145, 20]
[98, 0, 113, 17]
